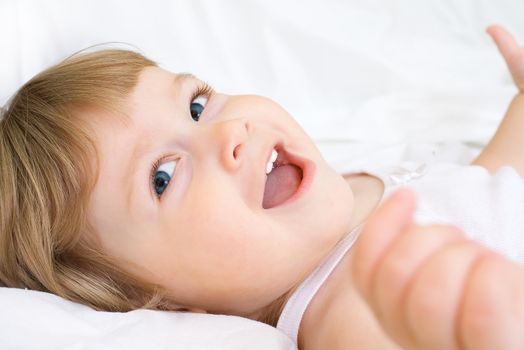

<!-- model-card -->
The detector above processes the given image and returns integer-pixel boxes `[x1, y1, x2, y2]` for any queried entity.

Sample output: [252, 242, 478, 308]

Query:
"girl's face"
[85, 67, 354, 317]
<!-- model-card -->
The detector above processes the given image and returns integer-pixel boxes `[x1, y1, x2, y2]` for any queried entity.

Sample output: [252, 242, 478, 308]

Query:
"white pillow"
[0, 287, 295, 350]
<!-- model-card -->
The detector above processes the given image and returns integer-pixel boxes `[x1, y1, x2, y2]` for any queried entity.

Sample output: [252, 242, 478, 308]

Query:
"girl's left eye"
[152, 160, 177, 197]
[189, 82, 213, 122]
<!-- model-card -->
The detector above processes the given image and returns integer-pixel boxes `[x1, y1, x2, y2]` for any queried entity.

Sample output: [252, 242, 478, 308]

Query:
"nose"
[212, 118, 251, 172]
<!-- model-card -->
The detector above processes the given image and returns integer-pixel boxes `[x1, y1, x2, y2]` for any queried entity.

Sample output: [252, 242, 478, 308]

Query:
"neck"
[298, 248, 352, 349]
[251, 250, 354, 349]
[254, 222, 360, 329]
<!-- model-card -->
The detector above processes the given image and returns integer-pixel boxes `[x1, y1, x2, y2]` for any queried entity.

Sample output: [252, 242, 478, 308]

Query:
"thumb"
[352, 188, 416, 299]
[487, 25, 518, 63]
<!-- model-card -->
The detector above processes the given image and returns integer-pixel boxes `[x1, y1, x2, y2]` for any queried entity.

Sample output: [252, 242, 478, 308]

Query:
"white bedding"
[0, 287, 294, 350]
[1, 0, 523, 349]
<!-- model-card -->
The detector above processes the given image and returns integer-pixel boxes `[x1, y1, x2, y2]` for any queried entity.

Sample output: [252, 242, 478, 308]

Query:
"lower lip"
[266, 150, 316, 209]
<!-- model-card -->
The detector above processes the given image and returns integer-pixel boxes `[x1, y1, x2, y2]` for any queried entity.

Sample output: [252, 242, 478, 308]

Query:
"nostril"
[233, 144, 241, 159]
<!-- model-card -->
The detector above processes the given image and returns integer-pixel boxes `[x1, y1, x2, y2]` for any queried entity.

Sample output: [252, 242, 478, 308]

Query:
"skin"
[85, 24, 524, 349]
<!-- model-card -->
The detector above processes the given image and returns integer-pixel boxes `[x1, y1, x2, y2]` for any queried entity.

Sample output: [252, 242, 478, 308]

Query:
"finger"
[404, 240, 486, 350]
[486, 25, 519, 60]
[460, 254, 524, 350]
[352, 188, 416, 301]
[370, 225, 466, 348]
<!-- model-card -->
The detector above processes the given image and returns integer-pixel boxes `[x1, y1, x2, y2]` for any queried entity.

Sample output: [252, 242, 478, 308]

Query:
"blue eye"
[152, 160, 176, 197]
[190, 95, 208, 122]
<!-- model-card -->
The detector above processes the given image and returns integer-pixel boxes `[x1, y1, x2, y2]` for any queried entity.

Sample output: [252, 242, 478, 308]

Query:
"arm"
[473, 92, 524, 175]
[472, 25, 524, 176]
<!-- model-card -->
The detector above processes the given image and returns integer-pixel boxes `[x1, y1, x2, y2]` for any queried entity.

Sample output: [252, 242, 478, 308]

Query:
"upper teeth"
[265, 149, 278, 174]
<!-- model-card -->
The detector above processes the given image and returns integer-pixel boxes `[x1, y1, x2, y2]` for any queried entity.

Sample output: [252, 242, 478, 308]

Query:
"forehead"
[130, 67, 177, 104]
[82, 67, 194, 133]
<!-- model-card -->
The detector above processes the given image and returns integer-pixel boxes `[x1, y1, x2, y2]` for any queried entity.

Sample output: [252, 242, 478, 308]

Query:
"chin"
[307, 167, 354, 249]
[331, 171, 355, 231]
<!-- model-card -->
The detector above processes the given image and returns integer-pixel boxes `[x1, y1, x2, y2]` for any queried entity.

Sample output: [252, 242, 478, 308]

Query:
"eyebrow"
[124, 72, 197, 211]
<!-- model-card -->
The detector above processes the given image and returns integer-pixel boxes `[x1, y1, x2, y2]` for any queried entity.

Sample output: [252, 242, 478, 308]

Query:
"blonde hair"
[0, 48, 181, 311]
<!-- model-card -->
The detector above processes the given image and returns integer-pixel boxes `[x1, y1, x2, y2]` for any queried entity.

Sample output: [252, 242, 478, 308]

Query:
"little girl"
[1, 24, 524, 349]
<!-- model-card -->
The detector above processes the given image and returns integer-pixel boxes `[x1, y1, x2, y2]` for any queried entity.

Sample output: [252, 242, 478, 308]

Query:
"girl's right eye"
[152, 160, 177, 197]
[190, 95, 208, 122]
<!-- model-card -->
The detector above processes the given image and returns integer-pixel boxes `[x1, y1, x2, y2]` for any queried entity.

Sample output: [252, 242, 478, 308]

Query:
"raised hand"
[352, 188, 524, 350]
[487, 25, 524, 92]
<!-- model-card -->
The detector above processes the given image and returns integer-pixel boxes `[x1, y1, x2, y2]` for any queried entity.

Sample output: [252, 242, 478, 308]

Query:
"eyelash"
[149, 81, 215, 199]
[190, 81, 214, 104]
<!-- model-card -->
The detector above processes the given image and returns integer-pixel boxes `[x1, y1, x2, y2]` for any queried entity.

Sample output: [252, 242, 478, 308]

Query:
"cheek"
[173, 187, 296, 272]
[185, 210, 263, 268]
[166, 192, 258, 268]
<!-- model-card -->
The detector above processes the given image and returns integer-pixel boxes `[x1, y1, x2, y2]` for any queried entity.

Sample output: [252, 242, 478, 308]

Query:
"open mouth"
[262, 145, 307, 209]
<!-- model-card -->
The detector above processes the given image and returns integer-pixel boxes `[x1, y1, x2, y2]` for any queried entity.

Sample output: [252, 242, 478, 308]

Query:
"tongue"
[263, 164, 302, 209]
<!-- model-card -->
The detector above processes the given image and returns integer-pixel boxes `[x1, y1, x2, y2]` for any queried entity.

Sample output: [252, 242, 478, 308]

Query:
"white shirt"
[368, 162, 524, 265]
